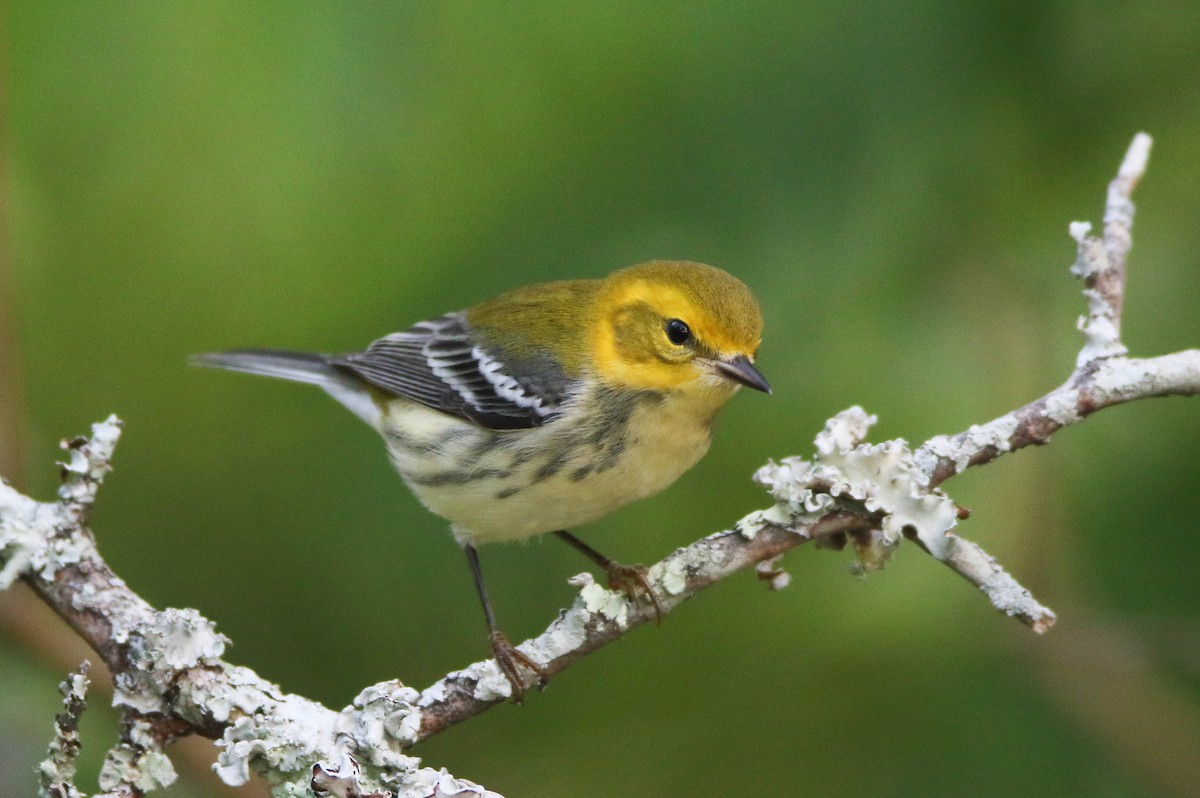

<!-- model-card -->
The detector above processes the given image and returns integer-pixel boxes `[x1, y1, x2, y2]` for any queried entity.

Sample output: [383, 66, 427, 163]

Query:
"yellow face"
[591, 261, 766, 393]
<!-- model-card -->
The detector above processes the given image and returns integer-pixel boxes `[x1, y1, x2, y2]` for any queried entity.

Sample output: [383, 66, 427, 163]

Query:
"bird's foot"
[490, 630, 548, 703]
[605, 561, 663, 624]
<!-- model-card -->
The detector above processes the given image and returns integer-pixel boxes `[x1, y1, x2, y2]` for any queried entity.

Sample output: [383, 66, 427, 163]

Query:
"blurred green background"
[3, 3, 1199, 797]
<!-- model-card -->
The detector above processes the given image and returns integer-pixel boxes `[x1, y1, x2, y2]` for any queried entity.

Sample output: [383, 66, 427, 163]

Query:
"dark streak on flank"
[593, 436, 627, 473]
[407, 468, 512, 487]
[532, 449, 573, 483]
[506, 446, 540, 470]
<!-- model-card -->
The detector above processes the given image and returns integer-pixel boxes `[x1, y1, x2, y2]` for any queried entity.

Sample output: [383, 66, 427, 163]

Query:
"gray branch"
[3, 133, 1197, 796]
[39, 662, 91, 798]
[3, 419, 500, 798]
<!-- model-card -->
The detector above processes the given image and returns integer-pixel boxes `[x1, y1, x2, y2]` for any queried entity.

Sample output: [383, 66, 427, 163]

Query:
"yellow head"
[591, 260, 769, 394]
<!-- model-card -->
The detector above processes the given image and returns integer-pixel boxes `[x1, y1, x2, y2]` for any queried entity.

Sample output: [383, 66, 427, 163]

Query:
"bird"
[193, 260, 769, 699]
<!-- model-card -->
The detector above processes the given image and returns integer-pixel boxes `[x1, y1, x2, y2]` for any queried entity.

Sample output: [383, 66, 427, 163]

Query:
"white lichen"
[652, 557, 689, 596]
[752, 458, 836, 519]
[1118, 132, 1152, 182]
[9, 417, 501, 797]
[1069, 222, 1129, 366]
[941, 536, 1057, 631]
[193, 663, 278, 724]
[2, 417, 126, 588]
[393, 768, 504, 798]
[911, 437, 948, 480]
[417, 679, 449, 708]
[432, 575, 613, 705]
[966, 415, 1018, 456]
[912, 415, 1017, 480]
[0, 482, 92, 586]
[37, 666, 91, 798]
[1076, 293, 1127, 366]
[1093, 356, 1151, 397]
[217, 687, 496, 798]
[0, 495, 40, 588]
[979, 568, 1049, 623]
[337, 682, 423, 759]
[417, 602, 584, 705]
[522, 601, 588, 665]
[577, 574, 630, 627]
[215, 693, 340, 787]
[115, 608, 229, 714]
[310, 754, 367, 798]
[56, 415, 123, 506]
[755, 407, 959, 568]
[814, 406, 877, 455]
[469, 663, 517, 703]
[98, 726, 179, 795]
[1068, 220, 1093, 246]
[1042, 387, 1081, 425]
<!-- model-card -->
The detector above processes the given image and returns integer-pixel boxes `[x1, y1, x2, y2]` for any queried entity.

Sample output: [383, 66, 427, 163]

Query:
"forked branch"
[3, 133, 1197, 798]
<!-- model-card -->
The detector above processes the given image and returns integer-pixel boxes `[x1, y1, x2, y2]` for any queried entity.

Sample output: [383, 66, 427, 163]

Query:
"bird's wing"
[331, 312, 571, 430]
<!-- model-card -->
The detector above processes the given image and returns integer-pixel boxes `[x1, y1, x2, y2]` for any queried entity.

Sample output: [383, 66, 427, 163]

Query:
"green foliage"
[5, 3, 1199, 796]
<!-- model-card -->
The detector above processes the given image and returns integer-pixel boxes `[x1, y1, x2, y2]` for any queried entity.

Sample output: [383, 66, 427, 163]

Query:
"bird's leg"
[464, 543, 547, 702]
[553, 530, 662, 624]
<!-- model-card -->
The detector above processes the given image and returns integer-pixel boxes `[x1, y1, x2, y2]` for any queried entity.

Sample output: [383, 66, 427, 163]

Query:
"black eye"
[665, 318, 692, 345]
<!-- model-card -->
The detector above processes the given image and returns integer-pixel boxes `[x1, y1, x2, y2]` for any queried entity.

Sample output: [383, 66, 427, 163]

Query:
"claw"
[489, 630, 548, 703]
[605, 562, 662, 625]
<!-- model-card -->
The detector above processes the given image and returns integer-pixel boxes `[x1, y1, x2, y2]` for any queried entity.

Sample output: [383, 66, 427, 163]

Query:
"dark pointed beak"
[708, 354, 772, 394]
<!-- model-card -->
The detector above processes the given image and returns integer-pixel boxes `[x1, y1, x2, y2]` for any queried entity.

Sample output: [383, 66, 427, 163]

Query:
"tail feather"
[190, 349, 342, 386]
[192, 348, 382, 429]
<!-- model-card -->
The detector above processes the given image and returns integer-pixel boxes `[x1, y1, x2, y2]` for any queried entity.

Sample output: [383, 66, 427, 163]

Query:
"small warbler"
[195, 260, 769, 698]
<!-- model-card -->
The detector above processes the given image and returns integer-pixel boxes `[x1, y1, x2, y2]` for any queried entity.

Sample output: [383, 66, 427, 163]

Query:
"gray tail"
[190, 349, 342, 386]
[192, 348, 383, 428]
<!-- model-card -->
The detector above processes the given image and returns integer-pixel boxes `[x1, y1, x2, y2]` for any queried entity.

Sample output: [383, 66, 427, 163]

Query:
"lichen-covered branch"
[39, 663, 91, 798]
[414, 132, 1195, 735]
[914, 134, 1199, 488]
[414, 502, 877, 739]
[914, 351, 1200, 489]
[1, 418, 500, 798]
[3, 133, 1197, 794]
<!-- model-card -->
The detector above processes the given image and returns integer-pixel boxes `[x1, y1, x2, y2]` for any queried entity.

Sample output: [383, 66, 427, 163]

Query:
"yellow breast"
[378, 381, 735, 546]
